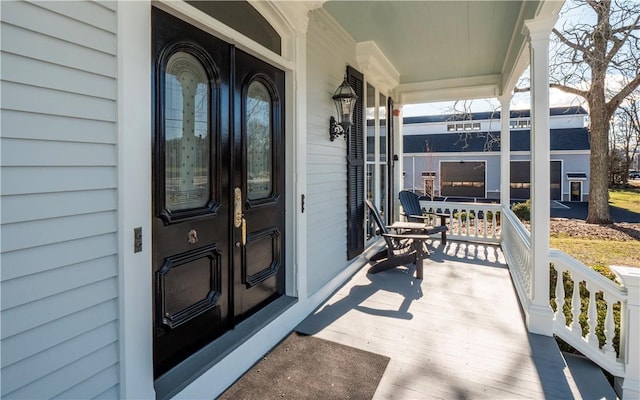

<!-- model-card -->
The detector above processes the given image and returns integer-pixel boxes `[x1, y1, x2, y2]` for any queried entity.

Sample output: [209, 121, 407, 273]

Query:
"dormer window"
[446, 122, 481, 132]
[510, 119, 531, 129]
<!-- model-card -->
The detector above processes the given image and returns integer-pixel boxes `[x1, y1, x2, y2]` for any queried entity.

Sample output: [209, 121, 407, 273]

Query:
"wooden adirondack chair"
[365, 200, 433, 279]
[398, 190, 448, 225]
[398, 190, 448, 244]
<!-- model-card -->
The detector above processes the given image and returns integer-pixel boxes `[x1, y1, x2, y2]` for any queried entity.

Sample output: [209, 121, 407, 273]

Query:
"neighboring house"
[5, 2, 637, 400]
[402, 106, 591, 202]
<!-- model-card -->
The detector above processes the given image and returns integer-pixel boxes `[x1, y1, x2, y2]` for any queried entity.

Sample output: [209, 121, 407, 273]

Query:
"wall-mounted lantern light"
[329, 76, 358, 141]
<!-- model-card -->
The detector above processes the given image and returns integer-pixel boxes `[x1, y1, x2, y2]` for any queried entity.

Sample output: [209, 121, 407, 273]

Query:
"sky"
[401, 88, 586, 117]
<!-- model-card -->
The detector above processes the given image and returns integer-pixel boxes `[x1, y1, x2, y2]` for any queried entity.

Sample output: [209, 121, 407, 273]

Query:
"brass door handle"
[241, 217, 247, 246]
[235, 187, 247, 246]
[234, 187, 243, 228]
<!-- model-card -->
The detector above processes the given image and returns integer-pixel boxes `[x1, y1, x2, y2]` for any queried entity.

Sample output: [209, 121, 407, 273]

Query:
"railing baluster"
[587, 284, 598, 345]
[571, 277, 582, 335]
[603, 294, 616, 359]
[464, 209, 469, 237]
[492, 208, 496, 239]
[555, 266, 566, 326]
[482, 208, 487, 238]
[473, 208, 477, 238]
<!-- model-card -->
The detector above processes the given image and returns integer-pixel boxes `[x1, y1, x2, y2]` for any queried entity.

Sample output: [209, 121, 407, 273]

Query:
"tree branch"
[513, 86, 530, 93]
[550, 83, 589, 98]
[606, 14, 640, 62]
[607, 74, 640, 113]
[552, 28, 591, 55]
[612, 22, 640, 34]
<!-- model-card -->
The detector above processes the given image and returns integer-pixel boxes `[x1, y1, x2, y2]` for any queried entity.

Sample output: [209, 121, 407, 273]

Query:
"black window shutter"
[346, 66, 364, 260]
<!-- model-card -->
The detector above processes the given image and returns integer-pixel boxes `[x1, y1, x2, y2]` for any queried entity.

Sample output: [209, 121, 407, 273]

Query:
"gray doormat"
[218, 332, 390, 400]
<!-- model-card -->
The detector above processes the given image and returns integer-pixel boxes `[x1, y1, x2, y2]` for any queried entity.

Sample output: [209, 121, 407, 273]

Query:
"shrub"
[485, 211, 500, 224]
[511, 200, 531, 221]
[454, 210, 475, 220]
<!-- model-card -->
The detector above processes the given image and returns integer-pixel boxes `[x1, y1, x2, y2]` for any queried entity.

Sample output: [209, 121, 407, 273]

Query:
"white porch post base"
[611, 266, 640, 400]
[526, 304, 554, 336]
[621, 379, 640, 400]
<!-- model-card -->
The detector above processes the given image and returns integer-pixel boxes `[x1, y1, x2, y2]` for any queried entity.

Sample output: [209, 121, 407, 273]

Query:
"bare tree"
[549, 0, 640, 223]
[609, 96, 640, 184]
[621, 97, 640, 171]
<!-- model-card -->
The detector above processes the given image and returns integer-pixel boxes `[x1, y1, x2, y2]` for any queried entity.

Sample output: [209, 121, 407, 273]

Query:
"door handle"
[234, 187, 243, 228]
[241, 217, 247, 246]
[235, 187, 247, 246]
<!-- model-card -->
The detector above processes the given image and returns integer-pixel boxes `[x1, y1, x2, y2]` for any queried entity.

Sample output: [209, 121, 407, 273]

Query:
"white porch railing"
[500, 206, 639, 399]
[419, 200, 502, 243]
[500, 207, 533, 310]
[548, 250, 625, 377]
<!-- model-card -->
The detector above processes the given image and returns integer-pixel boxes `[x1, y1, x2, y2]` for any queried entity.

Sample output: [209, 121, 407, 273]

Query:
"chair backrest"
[365, 200, 396, 250]
[365, 200, 388, 234]
[399, 190, 423, 222]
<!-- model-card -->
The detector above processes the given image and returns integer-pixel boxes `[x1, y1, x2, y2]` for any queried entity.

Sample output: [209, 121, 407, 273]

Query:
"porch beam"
[523, 16, 557, 336]
[499, 96, 511, 207]
[398, 74, 501, 104]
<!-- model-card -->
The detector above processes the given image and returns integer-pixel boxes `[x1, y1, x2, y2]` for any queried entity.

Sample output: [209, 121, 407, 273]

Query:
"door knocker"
[187, 229, 198, 244]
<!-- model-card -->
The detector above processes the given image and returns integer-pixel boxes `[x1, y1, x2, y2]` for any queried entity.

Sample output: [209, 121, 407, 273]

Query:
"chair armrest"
[407, 214, 429, 221]
[423, 211, 449, 218]
[382, 232, 434, 241]
[423, 211, 449, 225]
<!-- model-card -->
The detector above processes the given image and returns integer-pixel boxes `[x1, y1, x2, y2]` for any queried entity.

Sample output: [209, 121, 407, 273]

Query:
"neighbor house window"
[440, 161, 485, 197]
[446, 122, 481, 132]
[510, 119, 531, 129]
[510, 160, 562, 200]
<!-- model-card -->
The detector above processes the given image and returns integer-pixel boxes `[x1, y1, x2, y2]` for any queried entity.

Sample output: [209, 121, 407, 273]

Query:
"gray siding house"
[402, 106, 591, 202]
[2, 1, 638, 400]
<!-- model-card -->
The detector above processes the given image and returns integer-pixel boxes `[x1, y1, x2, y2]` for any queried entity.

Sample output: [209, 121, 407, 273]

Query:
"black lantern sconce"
[329, 76, 358, 141]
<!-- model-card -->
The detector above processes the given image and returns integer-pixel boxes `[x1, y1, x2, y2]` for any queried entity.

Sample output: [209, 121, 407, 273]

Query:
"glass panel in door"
[165, 51, 211, 211]
[246, 81, 272, 200]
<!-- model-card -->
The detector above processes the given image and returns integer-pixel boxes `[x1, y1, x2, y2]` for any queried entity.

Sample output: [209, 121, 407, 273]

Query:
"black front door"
[232, 50, 286, 322]
[151, 8, 285, 378]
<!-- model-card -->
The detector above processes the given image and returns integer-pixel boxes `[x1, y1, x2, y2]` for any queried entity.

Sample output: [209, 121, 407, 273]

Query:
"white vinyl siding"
[1, 1, 119, 398]
[305, 9, 359, 295]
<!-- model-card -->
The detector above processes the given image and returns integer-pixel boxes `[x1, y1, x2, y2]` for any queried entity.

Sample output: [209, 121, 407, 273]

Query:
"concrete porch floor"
[296, 240, 582, 399]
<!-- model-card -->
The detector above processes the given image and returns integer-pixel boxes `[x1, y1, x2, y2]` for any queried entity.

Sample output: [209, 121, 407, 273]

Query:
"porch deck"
[296, 240, 579, 399]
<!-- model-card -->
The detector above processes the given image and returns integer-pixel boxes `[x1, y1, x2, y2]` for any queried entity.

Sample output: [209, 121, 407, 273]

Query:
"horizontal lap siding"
[306, 10, 358, 295]
[0, 1, 119, 398]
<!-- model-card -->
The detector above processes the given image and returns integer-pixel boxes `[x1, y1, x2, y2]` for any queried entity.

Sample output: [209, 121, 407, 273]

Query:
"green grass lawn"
[550, 237, 640, 268]
[609, 187, 640, 213]
[550, 187, 640, 269]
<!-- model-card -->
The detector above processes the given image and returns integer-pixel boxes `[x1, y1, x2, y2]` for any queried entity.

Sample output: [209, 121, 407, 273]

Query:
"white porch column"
[499, 96, 511, 207]
[523, 16, 557, 336]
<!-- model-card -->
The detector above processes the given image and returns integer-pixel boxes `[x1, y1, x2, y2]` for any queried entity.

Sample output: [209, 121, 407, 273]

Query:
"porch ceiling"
[322, 1, 551, 104]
